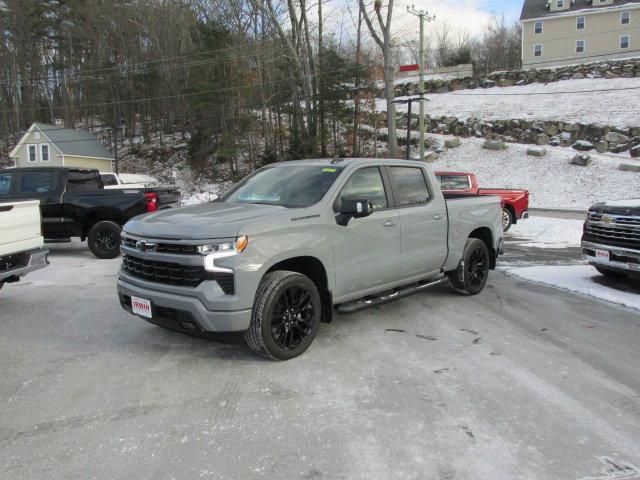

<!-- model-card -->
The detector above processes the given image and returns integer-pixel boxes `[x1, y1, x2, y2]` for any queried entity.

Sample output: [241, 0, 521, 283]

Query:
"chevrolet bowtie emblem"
[601, 215, 613, 224]
[136, 240, 156, 252]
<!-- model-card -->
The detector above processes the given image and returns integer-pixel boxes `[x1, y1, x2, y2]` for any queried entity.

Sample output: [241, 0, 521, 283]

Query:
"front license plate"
[595, 249, 610, 263]
[131, 296, 152, 318]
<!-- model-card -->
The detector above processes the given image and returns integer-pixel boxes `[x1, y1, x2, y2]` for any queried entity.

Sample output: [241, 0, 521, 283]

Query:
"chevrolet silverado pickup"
[0, 167, 180, 259]
[582, 199, 640, 280]
[118, 159, 504, 360]
[435, 171, 529, 232]
[0, 200, 48, 291]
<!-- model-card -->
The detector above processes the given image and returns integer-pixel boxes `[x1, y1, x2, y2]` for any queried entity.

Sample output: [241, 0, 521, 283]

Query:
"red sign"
[399, 64, 419, 72]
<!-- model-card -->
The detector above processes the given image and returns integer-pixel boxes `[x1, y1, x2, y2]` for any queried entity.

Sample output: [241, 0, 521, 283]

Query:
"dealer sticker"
[131, 296, 152, 318]
[595, 250, 610, 263]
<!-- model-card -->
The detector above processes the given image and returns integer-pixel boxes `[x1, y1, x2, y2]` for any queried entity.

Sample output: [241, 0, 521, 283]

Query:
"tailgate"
[156, 188, 181, 207]
[0, 201, 44, 256]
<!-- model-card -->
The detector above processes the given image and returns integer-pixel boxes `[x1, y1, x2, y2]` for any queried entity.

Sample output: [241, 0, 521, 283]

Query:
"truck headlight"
[200, 236, 248, 272]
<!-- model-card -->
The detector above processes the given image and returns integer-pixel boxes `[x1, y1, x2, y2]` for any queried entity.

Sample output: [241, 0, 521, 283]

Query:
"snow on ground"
[382, 77, 640, 127]
[503, 265, 640, 311]
[506, 215, 584, 248]
[430, 136, 639, 210]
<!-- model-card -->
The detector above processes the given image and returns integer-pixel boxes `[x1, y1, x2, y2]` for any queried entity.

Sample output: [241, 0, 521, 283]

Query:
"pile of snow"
[430, 136, 639, 210]
[507, 216, 584, 249]
[382, 77, 640, 127]
[503, 265, 640, 311]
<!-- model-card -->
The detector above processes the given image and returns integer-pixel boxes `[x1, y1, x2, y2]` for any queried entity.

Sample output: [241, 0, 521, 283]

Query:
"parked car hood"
[123, 201, 288, 240]
[590, 199, 640, 216]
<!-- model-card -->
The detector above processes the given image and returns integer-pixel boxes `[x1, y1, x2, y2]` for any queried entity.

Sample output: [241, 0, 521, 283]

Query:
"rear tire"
[502, 208, 514, 232]
[448, 238, 491, 296]
[87, 221, 122, 259]
[245, 271, 321, 360]
[595, 266, 628, 281]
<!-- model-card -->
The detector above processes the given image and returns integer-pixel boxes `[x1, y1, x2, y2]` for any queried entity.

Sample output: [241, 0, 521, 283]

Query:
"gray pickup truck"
[117, 159, 504, 360]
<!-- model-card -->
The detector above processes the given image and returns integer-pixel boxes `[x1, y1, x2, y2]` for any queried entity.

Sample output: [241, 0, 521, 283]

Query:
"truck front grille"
[121, 254, 235, 294]
[585, 212, 640, 249]
[123, 254, 205, 287]
[122, 237, 198, 255]
[0, 252, 30, 273]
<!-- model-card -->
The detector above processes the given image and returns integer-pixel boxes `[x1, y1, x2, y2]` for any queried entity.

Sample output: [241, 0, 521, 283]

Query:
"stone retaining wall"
[386, 58, 640, 97]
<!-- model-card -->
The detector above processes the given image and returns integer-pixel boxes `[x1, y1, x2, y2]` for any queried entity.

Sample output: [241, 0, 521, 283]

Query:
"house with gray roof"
[521, 0, 640, 68]
[9, 122, 114, 172]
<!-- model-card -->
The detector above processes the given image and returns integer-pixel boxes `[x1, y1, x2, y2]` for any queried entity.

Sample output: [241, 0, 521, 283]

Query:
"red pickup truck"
[435, 171, 529, 231]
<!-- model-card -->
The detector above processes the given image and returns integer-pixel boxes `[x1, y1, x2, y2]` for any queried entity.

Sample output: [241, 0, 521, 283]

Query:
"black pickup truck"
[0, 167, 180, 258]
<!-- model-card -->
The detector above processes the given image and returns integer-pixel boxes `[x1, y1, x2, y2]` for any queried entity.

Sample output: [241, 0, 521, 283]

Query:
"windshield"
[223, 164, 345, 208]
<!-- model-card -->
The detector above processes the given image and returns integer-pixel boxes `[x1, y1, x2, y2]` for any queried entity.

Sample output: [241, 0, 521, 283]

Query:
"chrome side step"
[336, 278, 444, 314]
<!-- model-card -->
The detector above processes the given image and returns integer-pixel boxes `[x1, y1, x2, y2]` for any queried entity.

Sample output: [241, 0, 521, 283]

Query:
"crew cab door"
[330, 166, 400, 299]
[12, 169, 65, 237]
[387, 166, 448, 279]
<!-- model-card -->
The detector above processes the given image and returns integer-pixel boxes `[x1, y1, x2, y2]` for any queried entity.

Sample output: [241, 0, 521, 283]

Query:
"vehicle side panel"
[0, 200, 44, 256]
[442, 195, 503, 272]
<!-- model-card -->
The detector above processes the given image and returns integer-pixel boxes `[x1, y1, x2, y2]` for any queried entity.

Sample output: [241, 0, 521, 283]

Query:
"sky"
[323, 0, 524, 45]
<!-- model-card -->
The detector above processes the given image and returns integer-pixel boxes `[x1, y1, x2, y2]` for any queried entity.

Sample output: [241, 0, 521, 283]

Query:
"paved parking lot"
[1, 241, 640, 480]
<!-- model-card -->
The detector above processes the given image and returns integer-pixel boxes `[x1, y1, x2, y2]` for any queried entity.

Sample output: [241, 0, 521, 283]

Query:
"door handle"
[433, 214, 444, 220]
[383, 220, 398, 227]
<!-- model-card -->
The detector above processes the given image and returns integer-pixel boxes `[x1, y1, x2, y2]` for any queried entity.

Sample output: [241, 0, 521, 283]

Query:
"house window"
[557, 0, 564, 7]
[534, 20, 543, 34]
[621, 35, 630, 49]
[576, 40, 585, 53]
[534, 44, 543, 57]
[621, 11, 630, 25]
[40, 144, 50, 162]
[577, 17, 585, 30]
[27, 144, 37, 162]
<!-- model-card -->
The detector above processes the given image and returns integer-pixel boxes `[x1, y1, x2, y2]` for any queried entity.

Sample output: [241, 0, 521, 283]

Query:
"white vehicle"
[0, 200, 49, 290]
[100, 172, 160, 189]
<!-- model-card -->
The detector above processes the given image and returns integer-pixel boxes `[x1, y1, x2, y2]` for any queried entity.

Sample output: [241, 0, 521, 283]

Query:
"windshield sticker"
[322, 168, 337, 173]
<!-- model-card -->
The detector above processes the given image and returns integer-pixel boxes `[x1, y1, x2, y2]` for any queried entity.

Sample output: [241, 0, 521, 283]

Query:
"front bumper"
[117, 276, 252, 333]
[582, 241, 640, 276]
[0, 248, 49, 283]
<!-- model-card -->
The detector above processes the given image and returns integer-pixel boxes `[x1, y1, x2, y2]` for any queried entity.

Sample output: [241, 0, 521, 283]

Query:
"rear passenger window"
[20, 171, 56, 194]
[100, 174, 118, 186]
[66, 171, 102, 192]
[439, 175, 470, 190]
[390, 167, 431, 207]
[0, 172, 13, 195]
[338, 167, 388, 211]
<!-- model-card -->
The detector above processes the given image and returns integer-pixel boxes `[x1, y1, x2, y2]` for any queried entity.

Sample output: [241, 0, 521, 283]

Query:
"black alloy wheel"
[270, 286, 316, 350]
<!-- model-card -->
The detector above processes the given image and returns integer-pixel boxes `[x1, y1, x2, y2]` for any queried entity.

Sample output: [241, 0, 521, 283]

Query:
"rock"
[604, 71, 619, 79]
[630, 145, 640, 158]
[482, 139, 507, 151]
[481, 80, 496, 88]
[549, 139, 561, 147]
[572, 140, 594, 151]
[535, 134, 551, 145]
[595, 141, 609, 153]
[445, 137, 461, 148]
[544, 124, 559, 136]
[570, 153, 592, 166]
[605, 131, 629, 144]
[571, 72, 585, 80]
[609, 143, 629, 154]
[423, 151, 438, 162]
[619, 163, 640, 172]
[527, 146, 547, 157]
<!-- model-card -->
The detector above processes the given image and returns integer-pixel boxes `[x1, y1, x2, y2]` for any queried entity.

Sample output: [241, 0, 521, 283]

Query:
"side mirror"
[336, 198, 374, 226]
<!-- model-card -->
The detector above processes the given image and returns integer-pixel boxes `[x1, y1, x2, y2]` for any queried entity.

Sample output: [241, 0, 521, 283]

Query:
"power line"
[447, 85, 640, 96]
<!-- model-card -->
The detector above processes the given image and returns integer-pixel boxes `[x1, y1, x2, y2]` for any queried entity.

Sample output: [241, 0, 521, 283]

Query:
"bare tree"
[358, 0, 398, 157]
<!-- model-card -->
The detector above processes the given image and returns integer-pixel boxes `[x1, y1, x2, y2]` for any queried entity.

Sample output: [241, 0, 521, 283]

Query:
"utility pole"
[407, 5, 435, 161]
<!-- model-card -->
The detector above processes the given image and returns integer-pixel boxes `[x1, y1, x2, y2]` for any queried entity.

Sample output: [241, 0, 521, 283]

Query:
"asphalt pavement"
[1, 241, 639, 480]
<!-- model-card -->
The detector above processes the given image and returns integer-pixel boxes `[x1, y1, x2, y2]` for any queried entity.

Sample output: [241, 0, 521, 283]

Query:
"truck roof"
[0, 166, 99, 173]
[273, 158, 428, 168]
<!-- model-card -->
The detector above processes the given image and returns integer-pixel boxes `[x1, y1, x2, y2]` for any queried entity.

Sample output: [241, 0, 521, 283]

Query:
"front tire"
[87, 221, 122, 259]
[595, 266, 628, 281]
[448, 238, 491, 296]
[502, 208, 514, 232]
[245, 271, 321, 360]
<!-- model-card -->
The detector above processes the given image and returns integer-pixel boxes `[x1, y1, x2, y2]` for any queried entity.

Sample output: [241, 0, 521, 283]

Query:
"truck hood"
[590, 199, 640, 216]
[123, 201, 288, 240]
